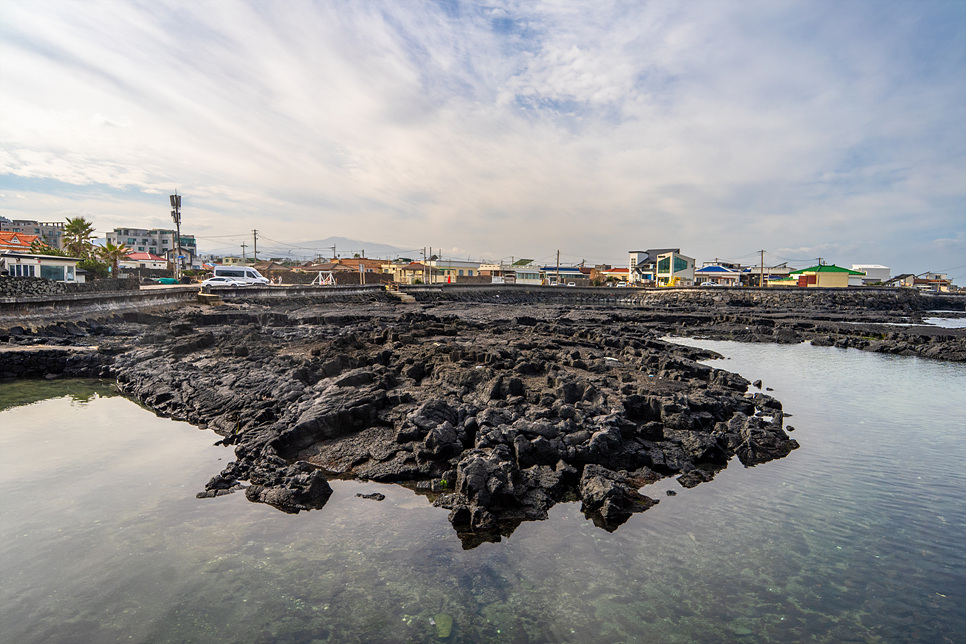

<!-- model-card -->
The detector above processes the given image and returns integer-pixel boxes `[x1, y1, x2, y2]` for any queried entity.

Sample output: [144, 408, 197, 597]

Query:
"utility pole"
[760, 249, 765, 288]
[253, 229, 258, 262]
[422, 247, 427, 284]
[169, 192, 182, 280]
[240, 242, 247, 260]
[556, 250, 560, 286]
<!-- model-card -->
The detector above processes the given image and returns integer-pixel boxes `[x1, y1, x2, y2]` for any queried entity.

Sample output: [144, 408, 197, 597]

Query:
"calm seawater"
[1, 341, 964, 644]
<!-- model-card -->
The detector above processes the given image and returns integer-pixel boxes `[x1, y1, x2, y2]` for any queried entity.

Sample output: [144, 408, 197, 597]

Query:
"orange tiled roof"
[0, 232, 40, 250]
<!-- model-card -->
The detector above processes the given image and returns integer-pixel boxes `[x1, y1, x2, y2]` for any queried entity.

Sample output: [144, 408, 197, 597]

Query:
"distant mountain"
[200, 236, 413, 261]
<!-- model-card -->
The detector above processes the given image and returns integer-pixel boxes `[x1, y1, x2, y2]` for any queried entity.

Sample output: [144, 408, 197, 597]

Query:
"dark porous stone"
[12, 289, 953, 546]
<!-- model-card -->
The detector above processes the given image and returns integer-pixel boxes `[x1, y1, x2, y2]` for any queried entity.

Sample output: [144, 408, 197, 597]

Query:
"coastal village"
[1, 216, 956, 292]
[4, 2, 965, 642]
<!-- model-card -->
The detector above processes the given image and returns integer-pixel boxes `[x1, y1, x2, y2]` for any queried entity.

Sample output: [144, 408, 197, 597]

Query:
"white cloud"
[0, 0, 963, 273]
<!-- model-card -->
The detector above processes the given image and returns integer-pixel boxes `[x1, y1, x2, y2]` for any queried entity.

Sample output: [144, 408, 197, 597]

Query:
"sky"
[1, 0, 964, 277]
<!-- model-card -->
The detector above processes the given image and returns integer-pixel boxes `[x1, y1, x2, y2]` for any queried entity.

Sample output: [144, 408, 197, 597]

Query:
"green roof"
[789, 264, 865, 275]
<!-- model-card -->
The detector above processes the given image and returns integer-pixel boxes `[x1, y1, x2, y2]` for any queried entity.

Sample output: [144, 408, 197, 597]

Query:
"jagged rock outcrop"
[5, 290, 961, 546]
[97, 304, 799, 547]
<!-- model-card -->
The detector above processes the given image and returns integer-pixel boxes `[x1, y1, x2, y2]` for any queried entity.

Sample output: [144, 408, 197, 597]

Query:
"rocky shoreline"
[1, 289, 962, 547]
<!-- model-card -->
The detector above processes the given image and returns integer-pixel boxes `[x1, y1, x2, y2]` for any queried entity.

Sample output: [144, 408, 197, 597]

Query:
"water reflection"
[0, 377, 117, 413]
[2, 342, 965, 643]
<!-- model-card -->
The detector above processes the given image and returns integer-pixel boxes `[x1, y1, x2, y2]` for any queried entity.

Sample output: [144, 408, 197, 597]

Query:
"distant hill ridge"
[201, 236, 411, 261]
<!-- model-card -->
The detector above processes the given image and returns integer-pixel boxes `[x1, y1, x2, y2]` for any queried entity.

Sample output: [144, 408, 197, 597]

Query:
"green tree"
[98, 241, 130, 277]
[63, 217, 96, 259]
[29, 239, 70, 257]
[78, 259, 109, 279]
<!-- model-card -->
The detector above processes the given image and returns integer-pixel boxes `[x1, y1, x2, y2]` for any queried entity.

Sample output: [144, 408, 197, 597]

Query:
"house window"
[468, 270, 473, 276]
[657, 257, 670, 273]
[458, 270, 464, 276]
[127, 238, 136, 245]
[673, 256, 689, 272]
[40, 265, 63, 280]
[13, 264, 36, 277]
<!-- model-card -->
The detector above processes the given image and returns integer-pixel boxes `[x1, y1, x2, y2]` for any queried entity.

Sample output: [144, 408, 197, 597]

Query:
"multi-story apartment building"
[105, 227, 197, 258]
[0, 218, 65, 249]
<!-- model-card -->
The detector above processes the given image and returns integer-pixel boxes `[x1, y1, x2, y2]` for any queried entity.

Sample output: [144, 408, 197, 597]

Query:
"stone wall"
[398, 284, 965, 312]
[121, 268, 173, 279]
[0, 277, 140, 298]
[229, 284, 392, 304]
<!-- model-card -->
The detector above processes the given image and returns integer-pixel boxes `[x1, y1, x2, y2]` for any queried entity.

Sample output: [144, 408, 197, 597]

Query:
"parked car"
[156, 277, 180, 285]
[211, 265, 270, 285]
[201, 276, 249, 288]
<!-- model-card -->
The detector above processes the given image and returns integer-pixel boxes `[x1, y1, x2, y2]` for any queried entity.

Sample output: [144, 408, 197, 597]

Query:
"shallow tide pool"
[1, 341, 964, 643]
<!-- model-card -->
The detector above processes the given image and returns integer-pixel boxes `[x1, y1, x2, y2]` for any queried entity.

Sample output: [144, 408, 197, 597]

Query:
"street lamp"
[170, 192, 182, 281]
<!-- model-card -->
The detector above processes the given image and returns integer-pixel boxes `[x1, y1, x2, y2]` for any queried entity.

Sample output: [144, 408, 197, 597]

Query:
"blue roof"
[696, 265, 739, 273]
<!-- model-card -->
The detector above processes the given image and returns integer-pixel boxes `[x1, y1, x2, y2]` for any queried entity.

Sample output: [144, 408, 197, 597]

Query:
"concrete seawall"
[398, 283, 966, 311]
[0, 287, 200, 321]
[1, 282, 963, 324]
[0, 284, 391, 323]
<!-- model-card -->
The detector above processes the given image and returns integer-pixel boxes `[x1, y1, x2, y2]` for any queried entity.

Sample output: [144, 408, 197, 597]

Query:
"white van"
[212, 265, 270, 285]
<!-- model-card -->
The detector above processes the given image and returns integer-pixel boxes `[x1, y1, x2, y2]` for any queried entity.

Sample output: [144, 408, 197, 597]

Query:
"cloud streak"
[0, 0, 963, 274]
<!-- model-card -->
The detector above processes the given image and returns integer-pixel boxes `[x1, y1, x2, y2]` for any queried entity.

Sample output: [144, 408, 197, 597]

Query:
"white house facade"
[0, 251, 83, 282]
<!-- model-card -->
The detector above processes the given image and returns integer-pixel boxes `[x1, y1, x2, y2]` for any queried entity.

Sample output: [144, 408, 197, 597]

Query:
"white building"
[106, 227, 197, 259]
[0, 251, 82, 282]
[539, 265, 587, 285]
[655, 251, 695, 286]
[479, 260, 542, 285]
[121, 252, 169, 271]
[694, 264, 741, 286]
[850, 264, 891, 286]
[629, 248, 681, 284]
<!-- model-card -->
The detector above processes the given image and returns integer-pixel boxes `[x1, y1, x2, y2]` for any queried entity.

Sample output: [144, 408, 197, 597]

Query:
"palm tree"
[63, 217, 96, 259]
[98, 241, 130, 277]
